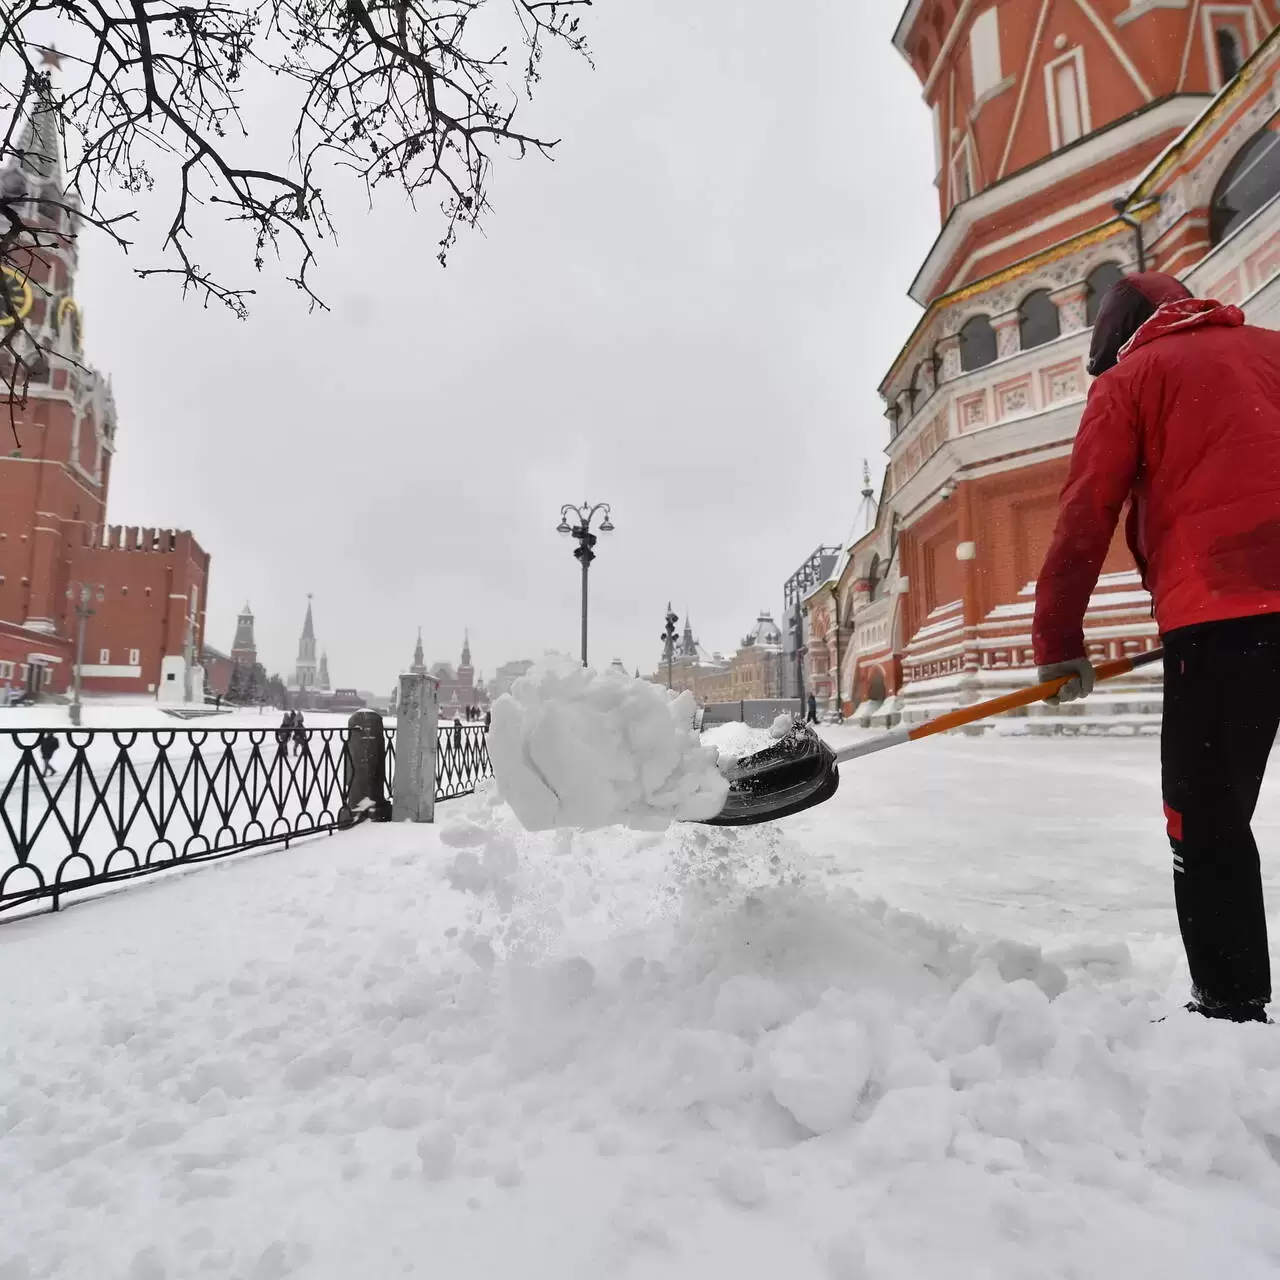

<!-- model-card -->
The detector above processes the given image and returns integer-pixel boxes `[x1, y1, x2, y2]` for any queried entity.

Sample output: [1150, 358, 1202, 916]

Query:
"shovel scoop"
[701, 648, 1164, 826]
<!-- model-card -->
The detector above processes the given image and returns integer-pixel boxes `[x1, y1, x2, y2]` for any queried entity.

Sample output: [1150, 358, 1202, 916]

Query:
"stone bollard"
[344, 709, 391, 825]
[392, 671, 438, 823]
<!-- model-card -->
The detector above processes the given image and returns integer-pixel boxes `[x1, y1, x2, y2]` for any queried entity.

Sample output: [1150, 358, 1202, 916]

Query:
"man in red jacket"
[1034, 271, 1280, 1024]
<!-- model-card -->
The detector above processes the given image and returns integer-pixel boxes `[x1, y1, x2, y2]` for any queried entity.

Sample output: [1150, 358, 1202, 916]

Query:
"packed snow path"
[4, 736, 1280, 1280]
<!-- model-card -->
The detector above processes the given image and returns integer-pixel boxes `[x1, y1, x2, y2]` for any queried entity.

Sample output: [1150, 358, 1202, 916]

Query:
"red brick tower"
[896, 0, 1256, 301]
[230, 603, 257, 668]
[0, 60, 110, 648]
[0, 57, 212, 702]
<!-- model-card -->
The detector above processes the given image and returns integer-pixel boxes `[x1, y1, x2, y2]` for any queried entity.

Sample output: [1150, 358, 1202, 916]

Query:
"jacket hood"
[1117, 295, 1246, 362]
[1087, 272, 1193, 376]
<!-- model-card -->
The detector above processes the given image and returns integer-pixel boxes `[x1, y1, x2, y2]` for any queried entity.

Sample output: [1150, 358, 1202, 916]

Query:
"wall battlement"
[86, 526, 193, 553]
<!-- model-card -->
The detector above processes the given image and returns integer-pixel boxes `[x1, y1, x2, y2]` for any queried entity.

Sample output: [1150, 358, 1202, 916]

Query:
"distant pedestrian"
[806, 693, 818, 724]
[292, 713, 307, 758]
[37, 731, 59, 778]
[277, 712, 292, 748]
[453, 716, 463, 750]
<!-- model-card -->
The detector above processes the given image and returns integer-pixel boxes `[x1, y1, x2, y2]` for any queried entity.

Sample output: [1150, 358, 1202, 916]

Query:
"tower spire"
[411, 627, 425, 675]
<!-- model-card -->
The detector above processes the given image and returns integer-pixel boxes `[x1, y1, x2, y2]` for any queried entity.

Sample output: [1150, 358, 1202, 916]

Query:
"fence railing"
[1, 719, 492, 917]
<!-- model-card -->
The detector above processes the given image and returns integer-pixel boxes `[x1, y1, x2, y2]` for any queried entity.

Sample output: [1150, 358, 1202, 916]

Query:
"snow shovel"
[703, 647, 1165, 826]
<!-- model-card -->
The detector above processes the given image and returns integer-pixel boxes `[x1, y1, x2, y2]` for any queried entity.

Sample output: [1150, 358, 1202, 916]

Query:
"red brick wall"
[0, 621, 73, 698]
[66, 530, 210, 695]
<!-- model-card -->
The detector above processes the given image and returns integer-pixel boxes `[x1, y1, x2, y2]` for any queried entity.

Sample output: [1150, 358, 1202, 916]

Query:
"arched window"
[867, 669, 887, 705]
[1085, 262, 1124, 325]
[959, 315, 997, 372]
[867, 554, 882, 603]
[1210, 125, 1280, 246]
[1018, 289, 1060, 350]
[1217, 27, 1243, 84]
[908, 363, 924, 414]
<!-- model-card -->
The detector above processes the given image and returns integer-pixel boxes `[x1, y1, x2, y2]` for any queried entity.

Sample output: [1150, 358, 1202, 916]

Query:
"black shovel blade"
[700, 725, 840, 826]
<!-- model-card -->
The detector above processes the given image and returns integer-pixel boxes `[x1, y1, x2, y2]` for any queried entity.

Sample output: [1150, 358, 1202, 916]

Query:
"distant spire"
[9, 57, 62, 184]
[301, 595, 315, 641]
[240, 601, 252, 617]
[411, 627, 425, 675]
[460, 629, 472, 668]
[855, 458, 879, 537]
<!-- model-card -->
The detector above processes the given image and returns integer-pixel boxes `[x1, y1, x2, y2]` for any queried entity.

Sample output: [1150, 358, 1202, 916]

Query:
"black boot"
[1185, 999, 1272, 1024]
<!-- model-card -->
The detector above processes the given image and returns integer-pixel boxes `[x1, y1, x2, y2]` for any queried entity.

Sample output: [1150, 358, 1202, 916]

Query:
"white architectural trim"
[910, 97, 1205, 303]
[73, 664, 140, 678]
[1074, 0, 1155, 100]
[924, 0, 978, 99]
[1202, 4, 1260, 90]
[1116, 0, 1190, 28]
[944, 181, 1131, 290]
[970, 74, 1016, 121]
[969, 6, 1004, 100]
[1045, 48, 1093, 152]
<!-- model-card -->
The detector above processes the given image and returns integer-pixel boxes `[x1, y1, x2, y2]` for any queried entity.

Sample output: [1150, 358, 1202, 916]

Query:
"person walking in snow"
[37, 731, 59, 778]
[483, 708, 491, 734]
[806, 693, 819, 724]
[452, 716, 463, 751]
[1034, 272, 1280, 1024]
[292, 713, 307, 759]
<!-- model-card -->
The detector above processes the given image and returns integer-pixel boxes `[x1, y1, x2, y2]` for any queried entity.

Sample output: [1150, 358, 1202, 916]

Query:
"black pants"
[1162, 613, 1280, 1011]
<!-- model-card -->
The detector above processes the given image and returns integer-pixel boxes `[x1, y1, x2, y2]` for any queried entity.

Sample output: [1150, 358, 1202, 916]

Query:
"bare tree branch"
[0, 0, 595, 440]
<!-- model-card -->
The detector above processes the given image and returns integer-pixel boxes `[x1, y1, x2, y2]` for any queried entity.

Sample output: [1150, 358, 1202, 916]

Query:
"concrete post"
[392, 672, 438, 823]
[344, 709, 390, 825]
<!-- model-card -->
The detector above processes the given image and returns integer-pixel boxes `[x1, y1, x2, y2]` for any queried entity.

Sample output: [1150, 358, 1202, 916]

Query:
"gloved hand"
[1038, 657, 1096, 706]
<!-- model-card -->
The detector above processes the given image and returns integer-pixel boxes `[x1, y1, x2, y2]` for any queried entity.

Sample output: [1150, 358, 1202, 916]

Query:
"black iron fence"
[1, 720, 493, 917]
[437, 723, 492, 800]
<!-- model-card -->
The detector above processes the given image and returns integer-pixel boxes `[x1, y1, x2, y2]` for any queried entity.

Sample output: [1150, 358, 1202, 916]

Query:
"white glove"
[1038, 658, 1096, 706]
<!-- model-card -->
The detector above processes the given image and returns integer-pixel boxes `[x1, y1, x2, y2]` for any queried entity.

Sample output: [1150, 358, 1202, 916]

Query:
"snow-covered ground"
[4, 735, 1280, 1280]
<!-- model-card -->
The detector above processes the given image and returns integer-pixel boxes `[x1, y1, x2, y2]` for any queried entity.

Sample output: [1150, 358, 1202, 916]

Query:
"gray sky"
[74, 0, 939, 690]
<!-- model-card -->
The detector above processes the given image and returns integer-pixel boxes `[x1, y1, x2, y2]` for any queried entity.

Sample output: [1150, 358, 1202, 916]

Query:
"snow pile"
[6, 737, 1280, 1278]
[488, 657, 729, 830]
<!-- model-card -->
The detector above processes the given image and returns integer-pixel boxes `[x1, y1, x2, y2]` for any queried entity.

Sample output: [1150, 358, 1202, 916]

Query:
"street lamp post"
[661, 604, 679, 689]
[66, 582, 105, 727]
[557, 502, 614, 667]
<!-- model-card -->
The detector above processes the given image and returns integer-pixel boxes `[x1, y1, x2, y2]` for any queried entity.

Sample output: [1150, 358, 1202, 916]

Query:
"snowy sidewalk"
[4, 738, 1280, 1279]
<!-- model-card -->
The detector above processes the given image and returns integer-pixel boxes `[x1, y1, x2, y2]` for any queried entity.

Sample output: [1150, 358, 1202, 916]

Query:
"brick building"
[0, 65, 210, 703]
[805, 3, 1280, 721]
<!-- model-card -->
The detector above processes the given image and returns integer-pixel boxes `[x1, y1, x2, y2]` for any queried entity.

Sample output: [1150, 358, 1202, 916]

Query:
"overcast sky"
[70, 0, 939, 691]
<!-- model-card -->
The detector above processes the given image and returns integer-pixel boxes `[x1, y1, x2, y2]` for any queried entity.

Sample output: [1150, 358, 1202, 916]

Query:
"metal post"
[832, 593, 843, 721]
[71, 604, 86, 727]
[558, 502, 613, 671]
[580, 553, 590, 667]
[182, 596, 195, 704]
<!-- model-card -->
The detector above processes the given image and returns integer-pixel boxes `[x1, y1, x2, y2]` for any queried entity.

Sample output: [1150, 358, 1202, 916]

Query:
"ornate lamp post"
[556, 501, 614, 667]
[66, 581, 105, 727]
[661, 603, 679, 689]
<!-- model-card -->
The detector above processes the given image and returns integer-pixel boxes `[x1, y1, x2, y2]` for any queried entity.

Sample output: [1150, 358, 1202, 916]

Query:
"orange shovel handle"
[906, 648, 1165, 745]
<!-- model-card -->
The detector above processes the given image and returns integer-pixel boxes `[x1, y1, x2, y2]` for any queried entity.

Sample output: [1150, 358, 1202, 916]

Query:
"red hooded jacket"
[1033, 282, 1280, 665]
